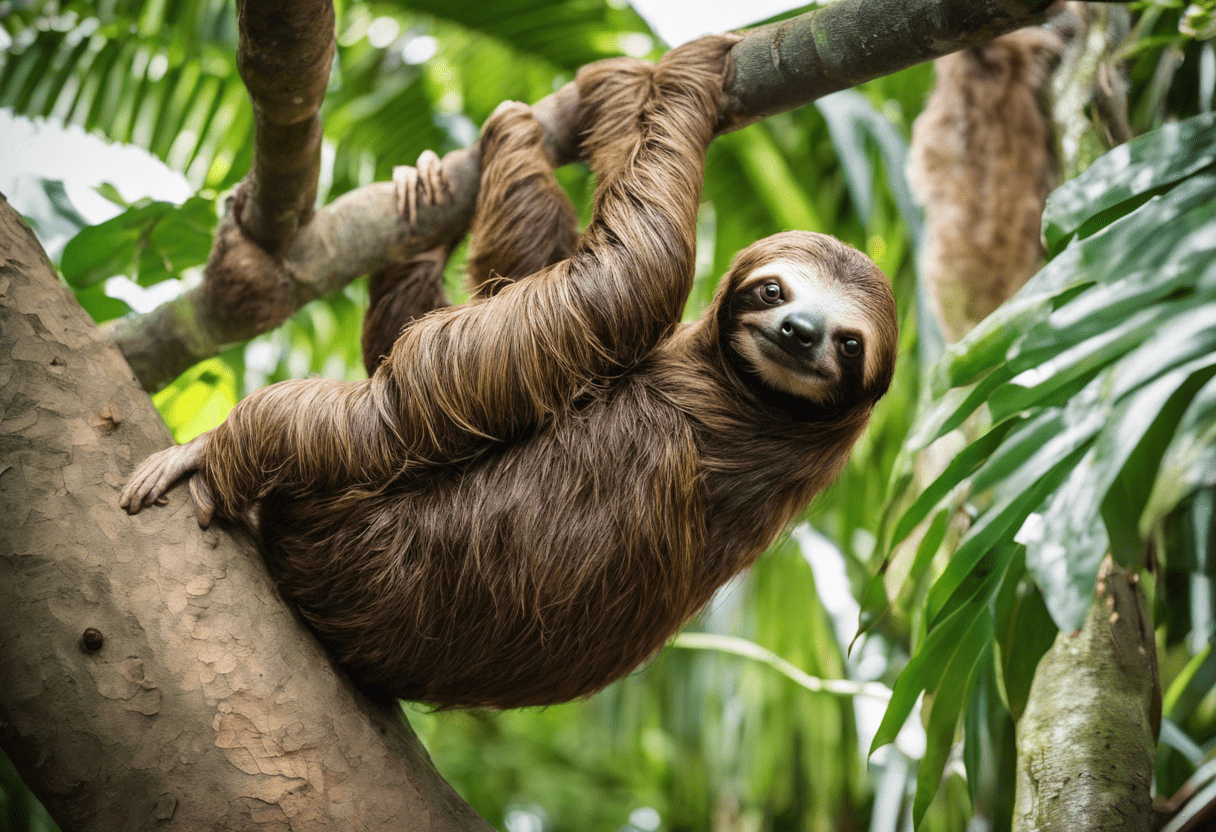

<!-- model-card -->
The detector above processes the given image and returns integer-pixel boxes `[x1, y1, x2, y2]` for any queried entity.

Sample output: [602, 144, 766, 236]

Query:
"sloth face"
[716, 233, 897, 412]
[729, 260, 872, 404]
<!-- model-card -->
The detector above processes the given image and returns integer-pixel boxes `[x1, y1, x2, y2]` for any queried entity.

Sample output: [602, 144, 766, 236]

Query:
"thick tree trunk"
[0, 194, 490, 831]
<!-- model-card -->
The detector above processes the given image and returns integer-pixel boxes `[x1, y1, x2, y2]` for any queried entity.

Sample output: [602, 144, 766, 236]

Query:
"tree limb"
[110, 0, 1090, 392]
[234, 0, 334, 251]
[0, 195, 491, 831]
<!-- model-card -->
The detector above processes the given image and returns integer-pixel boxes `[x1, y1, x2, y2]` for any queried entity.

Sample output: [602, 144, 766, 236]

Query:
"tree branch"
[234, 0, 335, 251]
[0, 195, 491, 831]
[109, 0, 1094, 392]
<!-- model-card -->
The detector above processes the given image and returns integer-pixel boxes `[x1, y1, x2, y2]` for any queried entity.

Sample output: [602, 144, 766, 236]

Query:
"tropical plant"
[867, 108, 1216, 828]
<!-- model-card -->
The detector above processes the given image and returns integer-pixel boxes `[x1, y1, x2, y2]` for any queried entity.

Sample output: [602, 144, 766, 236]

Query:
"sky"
[631, 0, 811, 45]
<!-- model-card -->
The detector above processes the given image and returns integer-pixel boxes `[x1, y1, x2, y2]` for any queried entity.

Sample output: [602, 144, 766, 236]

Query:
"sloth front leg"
[119, 432, 217, 528]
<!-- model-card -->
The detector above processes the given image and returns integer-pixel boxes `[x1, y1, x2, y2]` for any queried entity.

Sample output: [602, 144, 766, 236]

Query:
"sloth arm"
[121, 36, 733, 525]
[383, 36, 733, 462]
[121, 375, 402, 526]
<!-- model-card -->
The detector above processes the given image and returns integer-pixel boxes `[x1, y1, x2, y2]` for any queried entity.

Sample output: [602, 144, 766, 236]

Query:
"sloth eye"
[760, 283, 782, 304]
[839, 337, 862, 357]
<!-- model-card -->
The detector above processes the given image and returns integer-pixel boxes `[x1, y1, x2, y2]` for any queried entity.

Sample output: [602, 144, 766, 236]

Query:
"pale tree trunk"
[1013, 558, 1159, 831]
[0, 196, 490, 831]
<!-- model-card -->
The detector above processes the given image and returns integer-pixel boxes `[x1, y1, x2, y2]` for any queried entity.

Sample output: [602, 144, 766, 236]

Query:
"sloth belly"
[258, 383, 710, 708]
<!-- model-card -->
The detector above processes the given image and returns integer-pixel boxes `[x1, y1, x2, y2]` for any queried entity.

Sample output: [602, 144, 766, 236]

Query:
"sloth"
[909, 24, 1065, 342]
[121, 35, 898, 709]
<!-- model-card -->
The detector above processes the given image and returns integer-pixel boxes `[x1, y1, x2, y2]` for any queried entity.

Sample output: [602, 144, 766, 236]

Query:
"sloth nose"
[779, 312, 826, 352]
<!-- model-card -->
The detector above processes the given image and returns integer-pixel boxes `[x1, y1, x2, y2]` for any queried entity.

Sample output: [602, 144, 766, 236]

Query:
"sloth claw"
[189, 472, 216, 530]
[393, 164, 419, 224]
[119, 434, 208, 518]
[394, 150, 449, 226]
[416, 150, 449, 207]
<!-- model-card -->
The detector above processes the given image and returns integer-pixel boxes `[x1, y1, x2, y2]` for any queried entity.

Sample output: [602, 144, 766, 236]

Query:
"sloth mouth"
[753, 329, 836, 381]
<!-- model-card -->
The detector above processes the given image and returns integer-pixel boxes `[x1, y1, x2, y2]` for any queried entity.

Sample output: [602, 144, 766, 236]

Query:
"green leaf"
[60, 201, 162, 287]
[1144, 375, 1216, 531]
[1104, 360, 1216, 568]
[913, 634, 991, 827]
[73, 282, 133, 324]
[991, 555, 1056, 722]
[1043, 111, 1216, 253]
[962, 660, 1017, 825]
[816, 89, 919, 237]
[890, 417, 1023, 548]
[905, 365, 1013, 455]
[870, 570, 998, 758]
[856, 506, 951, 644]
[404, 0, 655, 68]
[60, 195, 215, 287]
[0, 3, 245, 186]
[1163, 642, 1216, 721]
[1023, 362, 1216, 631]
[152, 355, 239, 442]
[926, 432, 1093, 626]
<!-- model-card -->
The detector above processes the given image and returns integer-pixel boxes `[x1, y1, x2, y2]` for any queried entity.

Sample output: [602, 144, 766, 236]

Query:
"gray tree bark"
[0, 195, 491, 831]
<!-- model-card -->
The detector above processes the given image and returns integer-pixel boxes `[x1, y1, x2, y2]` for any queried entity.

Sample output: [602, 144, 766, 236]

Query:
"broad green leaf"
[60, 200, 167, 287]
[73, 282, 133, 324]
[936, 169, 1216, 401]
[991, 304, 1179, 420]
[60, 195, 216, 287]
[1159, 488, 1216, 579]
[962, 661, 1017, 824]
[729, 128, 825, 232]
[855, 506, 951, 643]
[1144, 375, 1216, 531]
[1024, 255, 1216, 351]
[912, 635, 990, 827]
[0, 3, 244, 186]
[889, 417, 1023, 548]
[1043, 111, 1216, 253]
[991, 556, 1056, 721]
[1022, 359, 1216, 630]
[1104, 362, 1216, 568]
[404, 0, 654, 68]
[152, 356, 240, 442]
[927, 435, 1093, 626]
[816, 89, 919, 235]
[870, 568, 998, 757]
[1163, 642, 1216, 721]
[904, 366, 1012, 455]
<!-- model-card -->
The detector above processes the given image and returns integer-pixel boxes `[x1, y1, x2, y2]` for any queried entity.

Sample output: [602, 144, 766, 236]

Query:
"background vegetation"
[1, 1, 1214, 830]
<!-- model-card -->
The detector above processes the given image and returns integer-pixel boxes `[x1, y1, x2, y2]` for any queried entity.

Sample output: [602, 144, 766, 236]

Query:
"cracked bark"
[0, 195, 491, 831]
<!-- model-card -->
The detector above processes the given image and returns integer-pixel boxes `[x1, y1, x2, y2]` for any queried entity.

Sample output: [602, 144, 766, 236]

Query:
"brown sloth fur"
[123, 36, 898, 709]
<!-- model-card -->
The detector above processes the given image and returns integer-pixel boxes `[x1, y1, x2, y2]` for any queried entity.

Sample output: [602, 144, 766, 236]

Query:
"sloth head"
[714, 231, 898, 416]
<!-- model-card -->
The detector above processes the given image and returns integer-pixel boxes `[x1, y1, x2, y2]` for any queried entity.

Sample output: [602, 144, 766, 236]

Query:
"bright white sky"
[632, 0, 811, 45]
